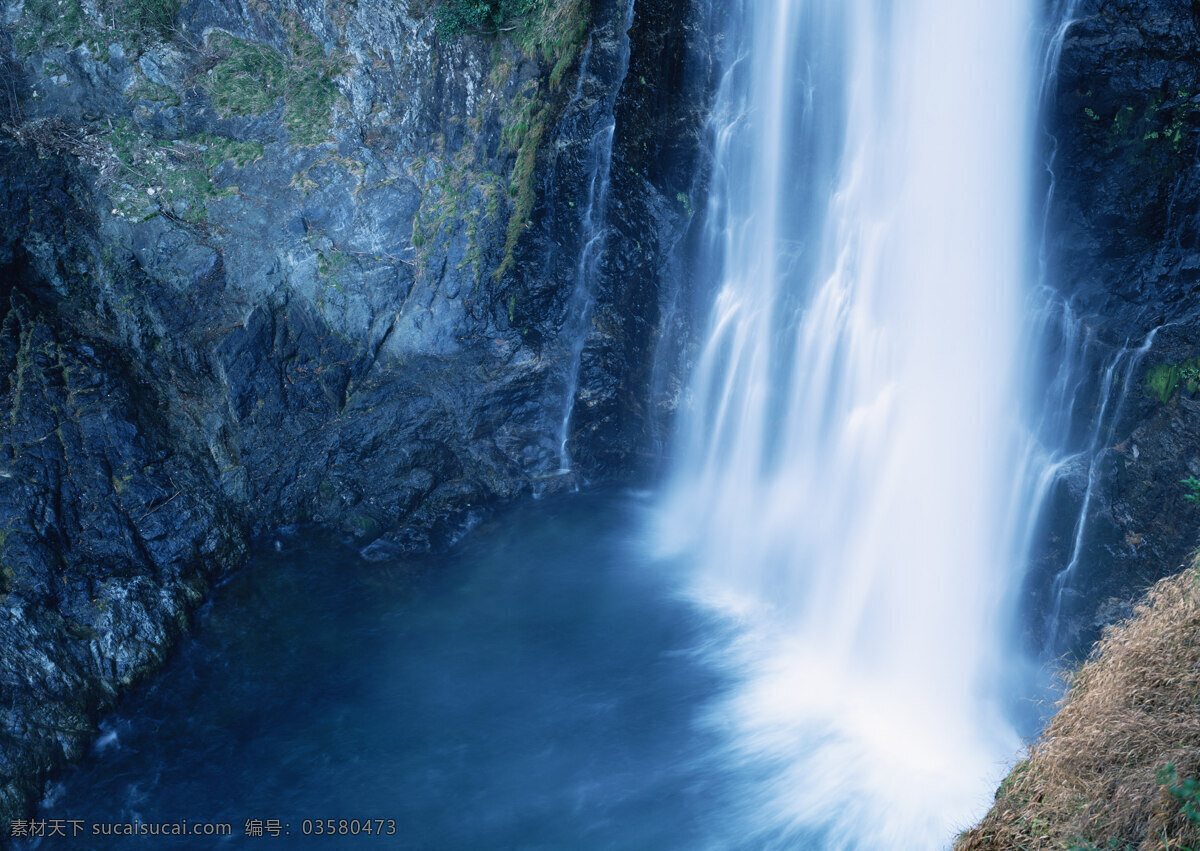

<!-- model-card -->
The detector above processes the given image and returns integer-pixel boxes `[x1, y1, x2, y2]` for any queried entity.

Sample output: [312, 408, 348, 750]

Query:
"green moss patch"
[97, 119, 263, 222]
[202, 16, 348, 148]
[496, 98, 551, 279]
[16, 0, 178, 57]
[409, 148, 506, 282]
[317, 247, 352, 292]
[1145, 358, 1200, 403]
[128, 75, 181, 106]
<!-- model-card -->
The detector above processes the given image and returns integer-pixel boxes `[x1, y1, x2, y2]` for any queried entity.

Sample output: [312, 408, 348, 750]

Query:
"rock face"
[1028, 0, 1200, 655]
[0, 0, 712, 824]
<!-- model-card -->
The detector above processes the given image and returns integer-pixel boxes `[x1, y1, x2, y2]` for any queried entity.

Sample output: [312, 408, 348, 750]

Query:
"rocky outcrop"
[1028, 0, 1200, 654]
[562, 0, 716, 473]
[0, 0, 712, 826]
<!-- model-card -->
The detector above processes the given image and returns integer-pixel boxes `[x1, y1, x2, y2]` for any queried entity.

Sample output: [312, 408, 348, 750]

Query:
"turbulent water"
[28, 494, 755, 850]
[657, 0, 1039, 845]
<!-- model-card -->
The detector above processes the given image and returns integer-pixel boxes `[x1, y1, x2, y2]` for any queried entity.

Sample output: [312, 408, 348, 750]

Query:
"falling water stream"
[552, 0, 636, 474]
[1024, 0, 1168, 656]
[658, 0, 1037, 844]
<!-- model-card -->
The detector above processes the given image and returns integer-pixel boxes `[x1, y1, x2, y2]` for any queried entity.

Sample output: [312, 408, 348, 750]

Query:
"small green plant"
[1145, 358, 1200, 402]
[202, 16, 347, 147]
[1096, 90, 1199, 158]
[1110, 105, 1135, 137]
[1184, 359, 1200, 393]
[1182, 477, 1200, 503]
[434, 0, 534, 36]
[1158, 763, 1200, 827]
[676, 191, 694, 217]
[317, 248, 352, 292]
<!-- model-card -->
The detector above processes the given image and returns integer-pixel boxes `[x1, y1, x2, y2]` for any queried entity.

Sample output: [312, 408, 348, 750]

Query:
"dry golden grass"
[958, 558, 1200, 851]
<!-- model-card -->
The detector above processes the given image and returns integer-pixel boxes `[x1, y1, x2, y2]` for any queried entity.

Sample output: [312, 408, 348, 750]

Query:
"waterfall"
[1035, 318, 1160, 654]
[1024, 0, 1164, 657]
[553, 0, 637, 474]
[657, 1, 1037, 845]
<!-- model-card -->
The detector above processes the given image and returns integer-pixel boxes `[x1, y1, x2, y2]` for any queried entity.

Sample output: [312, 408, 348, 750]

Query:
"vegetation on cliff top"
[15, 0, 178, 56]
[957, 559, 1200, 851]
[431, 0, 591, 279]
[433, 0, 533, 36]
[433, 0, 589, 83]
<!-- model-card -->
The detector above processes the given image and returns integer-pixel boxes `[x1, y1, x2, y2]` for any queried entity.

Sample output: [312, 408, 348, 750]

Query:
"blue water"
[28, 491, 761, 849]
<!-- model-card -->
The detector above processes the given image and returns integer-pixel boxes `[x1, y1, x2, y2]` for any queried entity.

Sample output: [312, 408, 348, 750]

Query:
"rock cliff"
[1028, 0, 1200, 655]
[0, 0, 712, 823]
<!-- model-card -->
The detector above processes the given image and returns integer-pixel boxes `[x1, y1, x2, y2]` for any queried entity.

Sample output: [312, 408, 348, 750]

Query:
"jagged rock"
[1035, 0, 1200, 653]
[0, 0, 712, 826]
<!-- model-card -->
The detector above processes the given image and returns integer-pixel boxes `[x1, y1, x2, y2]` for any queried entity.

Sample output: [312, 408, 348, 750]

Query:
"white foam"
[658, 0, 1038, 845]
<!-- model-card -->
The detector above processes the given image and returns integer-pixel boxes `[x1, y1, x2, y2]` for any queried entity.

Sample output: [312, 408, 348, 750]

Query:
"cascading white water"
[1022, 0, 1167, 656]
[1037, 319, 1160, 651]
[658, 1, 1037, 845]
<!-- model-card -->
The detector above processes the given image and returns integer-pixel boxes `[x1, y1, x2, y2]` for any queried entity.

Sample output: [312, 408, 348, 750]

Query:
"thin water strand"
[555, 0, 637, 473]
[1024, 0, 1170, 655]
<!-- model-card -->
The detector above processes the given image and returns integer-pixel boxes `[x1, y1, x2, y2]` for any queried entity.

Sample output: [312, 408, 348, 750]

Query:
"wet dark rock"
[1051, 0, 1200, 330]
[557, 0, 719, 477]
[0, 0, 715, 826]
[1038, 0, 1200, 653]
[0, 286, 246, 821]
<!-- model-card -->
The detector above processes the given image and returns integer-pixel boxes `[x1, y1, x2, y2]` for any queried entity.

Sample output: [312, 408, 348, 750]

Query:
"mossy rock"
[1147, 363, 1183, 403]
[1145, 357, 1200, 402]
[201, 16, 348, 148]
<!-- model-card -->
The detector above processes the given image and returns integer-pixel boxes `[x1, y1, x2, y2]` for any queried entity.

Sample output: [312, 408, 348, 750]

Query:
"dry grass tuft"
[958, 558, 1200, 851]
